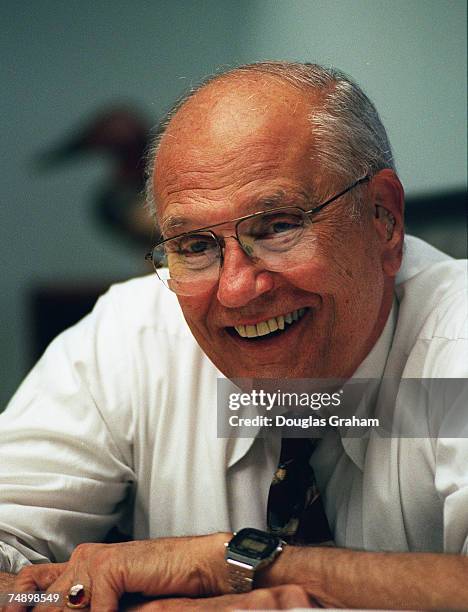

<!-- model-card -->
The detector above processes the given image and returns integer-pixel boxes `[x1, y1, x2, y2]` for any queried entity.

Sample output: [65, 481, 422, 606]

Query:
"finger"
[33, 563, 92, 612]
[49, 569, 92, 612]
[30, 600, 64, 612]
[127, 589, 306, 611]
[113, 586, 315, 612]
[123, 598, 205, 611]
[29, 579, 70, 612]
[4, 564, 68, 612]
[56, 544, 119, 612]
[274, 584, 317, 608]
[14, 563, 68, 592]
[88, 570, 121, 611]
[41, 546, 100, 612]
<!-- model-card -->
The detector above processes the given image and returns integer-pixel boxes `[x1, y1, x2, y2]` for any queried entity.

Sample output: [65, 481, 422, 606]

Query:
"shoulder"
[66, 275, 217, 394]
[393, 237, 467, 376]
[2, 276, 217, 464]
[37, 275, 197, 376]
[398, 259, 467, 340]
[96, 274, 191, 338]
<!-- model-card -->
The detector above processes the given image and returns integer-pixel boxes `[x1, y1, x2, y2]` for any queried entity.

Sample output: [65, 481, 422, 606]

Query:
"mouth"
[228, 308, 308, 340]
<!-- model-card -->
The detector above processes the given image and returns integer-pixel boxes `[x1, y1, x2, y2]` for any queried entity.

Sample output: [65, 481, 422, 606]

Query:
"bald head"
[159, 72, 315, 148]
[154, 74, 322, 216]
[146, 61, 395, 220]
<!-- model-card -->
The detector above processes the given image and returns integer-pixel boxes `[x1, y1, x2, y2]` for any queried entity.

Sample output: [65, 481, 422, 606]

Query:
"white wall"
[1, 0, 244, 406]
[1, 0, 466, 407]
[238, 0, 467, 194]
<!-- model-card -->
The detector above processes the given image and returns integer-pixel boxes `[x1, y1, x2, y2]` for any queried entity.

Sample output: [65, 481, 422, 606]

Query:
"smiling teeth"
[234, 309, 306, 338]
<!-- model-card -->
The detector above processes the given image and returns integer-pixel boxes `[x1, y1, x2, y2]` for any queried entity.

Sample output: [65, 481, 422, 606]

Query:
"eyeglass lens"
[152, 208, 312, 295]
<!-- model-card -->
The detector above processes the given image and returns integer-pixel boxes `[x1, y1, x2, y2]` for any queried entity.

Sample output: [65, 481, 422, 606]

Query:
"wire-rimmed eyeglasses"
[145, 175, 369, 296]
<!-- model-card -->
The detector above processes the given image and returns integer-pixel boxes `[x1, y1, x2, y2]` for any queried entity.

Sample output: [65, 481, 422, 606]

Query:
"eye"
[166, 233, 219, 271]
[271, 219, 302, 233]
[250, 213, 304, 238]
[167, 234, 215, 255]
[180, 236, 214, 255]
[240, 211, 306, 253]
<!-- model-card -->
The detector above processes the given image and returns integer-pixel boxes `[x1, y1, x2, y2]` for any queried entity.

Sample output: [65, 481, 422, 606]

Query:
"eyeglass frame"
[145, 175, 370, 269]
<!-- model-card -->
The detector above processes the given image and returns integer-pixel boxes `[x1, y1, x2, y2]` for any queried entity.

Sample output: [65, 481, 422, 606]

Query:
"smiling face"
[153, 75, 400, 380]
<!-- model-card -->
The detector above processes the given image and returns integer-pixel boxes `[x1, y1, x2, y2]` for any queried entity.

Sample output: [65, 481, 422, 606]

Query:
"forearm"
[258, 546, 468, 610]
[0, 572, 16, 591]
[8, 535, 468, 610]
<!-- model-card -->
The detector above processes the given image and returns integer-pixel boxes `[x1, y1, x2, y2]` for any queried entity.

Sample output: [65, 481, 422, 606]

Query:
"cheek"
[177, 295, 210, 331]
[282, 256, 356, 294]
[177, 292, 224, 352]
[284, 246, 384, 321]
[284, 229, 365, 287]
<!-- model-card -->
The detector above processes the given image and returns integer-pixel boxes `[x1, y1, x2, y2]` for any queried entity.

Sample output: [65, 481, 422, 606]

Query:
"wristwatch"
[224, 527, 285, 593]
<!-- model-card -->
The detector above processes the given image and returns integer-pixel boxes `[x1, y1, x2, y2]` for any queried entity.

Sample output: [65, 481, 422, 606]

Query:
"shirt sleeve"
[421, 285, 468, 554]
[0, 289, 136, 564]
[435, 436, 468, 554]
[0, 541, 31, 573]
[432, 380, 468, 554]
[424, 337, 468, 554]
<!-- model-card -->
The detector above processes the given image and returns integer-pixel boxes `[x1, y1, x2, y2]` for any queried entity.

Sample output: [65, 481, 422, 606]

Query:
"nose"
[216, 238, 274, 308]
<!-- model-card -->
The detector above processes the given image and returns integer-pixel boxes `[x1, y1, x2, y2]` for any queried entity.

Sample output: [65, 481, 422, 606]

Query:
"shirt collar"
[340, 299, 398, 470]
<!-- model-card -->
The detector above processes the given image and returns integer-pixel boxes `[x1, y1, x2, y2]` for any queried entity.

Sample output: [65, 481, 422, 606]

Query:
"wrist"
[224, 528, 285, 593]
[255, 544, 324, 592]
[193, 532, 232, 596]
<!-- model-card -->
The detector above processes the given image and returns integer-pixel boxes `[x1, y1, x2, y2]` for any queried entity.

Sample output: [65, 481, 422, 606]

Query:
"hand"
[5, 534, 229, 612]
[123, 585, 316, 611]
[0, 572, 16, 591]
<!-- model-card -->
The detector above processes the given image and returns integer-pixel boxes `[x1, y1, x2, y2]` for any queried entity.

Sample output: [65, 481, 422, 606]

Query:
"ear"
[370, 169, 405, 277]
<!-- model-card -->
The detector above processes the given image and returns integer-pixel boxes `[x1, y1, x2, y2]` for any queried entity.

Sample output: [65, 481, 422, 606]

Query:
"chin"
[218, 360, 318, 381]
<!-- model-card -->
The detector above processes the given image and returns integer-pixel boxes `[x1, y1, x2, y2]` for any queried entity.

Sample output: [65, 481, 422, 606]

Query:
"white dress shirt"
[0, 236, 467, 572]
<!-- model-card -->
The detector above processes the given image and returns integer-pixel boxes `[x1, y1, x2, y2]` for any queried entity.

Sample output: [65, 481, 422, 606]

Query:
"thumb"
[4, 563, 67, 612]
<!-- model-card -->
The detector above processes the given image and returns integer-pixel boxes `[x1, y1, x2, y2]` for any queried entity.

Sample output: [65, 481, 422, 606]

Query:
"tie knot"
[279, 436, 317, 464]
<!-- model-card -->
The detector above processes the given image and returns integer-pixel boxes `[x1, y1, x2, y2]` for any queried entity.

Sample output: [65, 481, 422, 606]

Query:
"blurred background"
[1, 0, 467, 409]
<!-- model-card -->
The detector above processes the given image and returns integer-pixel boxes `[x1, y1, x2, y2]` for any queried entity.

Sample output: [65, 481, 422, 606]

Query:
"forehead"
[161, 188, 311, 236]
[153, 75, 322, 228]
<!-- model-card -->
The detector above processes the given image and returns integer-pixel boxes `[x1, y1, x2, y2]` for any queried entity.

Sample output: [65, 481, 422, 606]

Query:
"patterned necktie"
[267, 436, 333, 545]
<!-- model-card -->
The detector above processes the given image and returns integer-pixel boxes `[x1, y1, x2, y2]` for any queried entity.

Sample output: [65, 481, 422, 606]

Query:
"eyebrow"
[160, 189, 312, 237]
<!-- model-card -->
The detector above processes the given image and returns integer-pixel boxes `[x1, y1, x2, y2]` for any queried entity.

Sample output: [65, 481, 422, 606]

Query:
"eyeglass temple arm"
[306, 175, 370, 216]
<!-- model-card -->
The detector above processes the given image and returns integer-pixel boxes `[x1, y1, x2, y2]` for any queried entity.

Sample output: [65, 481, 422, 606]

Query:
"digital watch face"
[230, 528, 279, 559]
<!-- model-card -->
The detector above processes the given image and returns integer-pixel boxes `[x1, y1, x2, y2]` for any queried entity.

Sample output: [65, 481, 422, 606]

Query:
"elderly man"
[1, 62, 467, 610]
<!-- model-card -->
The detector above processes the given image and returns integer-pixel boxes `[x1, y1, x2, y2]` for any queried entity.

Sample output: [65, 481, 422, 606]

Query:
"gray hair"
[145, 61, 395, 219]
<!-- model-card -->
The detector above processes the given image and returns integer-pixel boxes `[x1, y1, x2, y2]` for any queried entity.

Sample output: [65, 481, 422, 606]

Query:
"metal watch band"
[226, 558, 255, 593]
